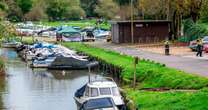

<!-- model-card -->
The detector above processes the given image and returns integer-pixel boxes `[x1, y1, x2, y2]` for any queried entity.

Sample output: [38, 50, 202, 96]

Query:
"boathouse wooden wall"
[111, 20, 171, 44]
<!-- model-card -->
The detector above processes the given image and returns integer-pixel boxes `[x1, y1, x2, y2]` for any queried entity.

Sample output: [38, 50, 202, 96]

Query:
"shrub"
[183, 19, 208, 42]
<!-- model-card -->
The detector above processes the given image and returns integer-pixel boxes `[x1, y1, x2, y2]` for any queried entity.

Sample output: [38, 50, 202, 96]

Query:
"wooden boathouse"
[110, 20, 171, 44]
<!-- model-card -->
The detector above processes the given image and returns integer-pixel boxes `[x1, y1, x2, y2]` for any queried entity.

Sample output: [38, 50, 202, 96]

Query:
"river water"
[0, 48, 101, 110]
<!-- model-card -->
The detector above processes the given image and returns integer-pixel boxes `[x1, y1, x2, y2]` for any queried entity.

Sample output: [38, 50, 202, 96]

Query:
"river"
[0, 48, 101, 110]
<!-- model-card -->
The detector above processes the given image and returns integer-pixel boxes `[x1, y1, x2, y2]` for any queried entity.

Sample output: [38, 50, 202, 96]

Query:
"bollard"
[165, 40, 170, 55]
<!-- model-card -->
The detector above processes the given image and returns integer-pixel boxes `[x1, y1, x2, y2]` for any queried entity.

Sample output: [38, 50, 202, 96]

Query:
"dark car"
[189, 36, 208, 51]
[80, 97, 118, 110]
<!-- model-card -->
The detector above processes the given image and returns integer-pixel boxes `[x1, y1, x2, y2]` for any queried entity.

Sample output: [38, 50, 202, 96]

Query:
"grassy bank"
[63, 42, 208, 89]
[39, 19, 111, 30]
[63, 42, 208, 110]
[127, 88, 208, 110]
[0, 58, 5, 75]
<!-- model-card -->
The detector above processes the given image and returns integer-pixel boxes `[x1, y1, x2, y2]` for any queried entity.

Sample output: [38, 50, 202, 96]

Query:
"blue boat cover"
[75, 84, 87, 98]
[83, 98, 114, 110]
[33, 43, 56, 49]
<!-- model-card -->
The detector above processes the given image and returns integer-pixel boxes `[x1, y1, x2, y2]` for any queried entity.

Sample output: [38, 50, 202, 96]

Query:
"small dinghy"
[74, 77, 126, 109]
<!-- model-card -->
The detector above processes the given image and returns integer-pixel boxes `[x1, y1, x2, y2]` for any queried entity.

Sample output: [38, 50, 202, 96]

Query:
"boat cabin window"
[91, 88, 99, 97]
[85, 86, 89, 97]
[112, 87, 120, 96]
[100, 88, 111, 95]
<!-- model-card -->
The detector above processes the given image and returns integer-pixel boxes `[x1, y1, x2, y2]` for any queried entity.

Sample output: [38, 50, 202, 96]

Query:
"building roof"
[110, 20, 171, 24]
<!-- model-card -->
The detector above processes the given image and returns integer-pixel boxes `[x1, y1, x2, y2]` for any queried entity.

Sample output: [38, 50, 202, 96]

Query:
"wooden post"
[88, 66, 91, 83]
[131, 0, 134, 44]
[133, 57, 139, 89]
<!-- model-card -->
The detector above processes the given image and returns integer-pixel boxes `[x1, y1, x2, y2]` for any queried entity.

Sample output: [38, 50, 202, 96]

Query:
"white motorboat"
[74, 77, 125, 109]
[2, 41, 21, 48]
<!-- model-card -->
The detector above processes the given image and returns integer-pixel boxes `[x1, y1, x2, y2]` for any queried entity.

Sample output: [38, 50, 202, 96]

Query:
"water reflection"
[0, 48, 100, 110]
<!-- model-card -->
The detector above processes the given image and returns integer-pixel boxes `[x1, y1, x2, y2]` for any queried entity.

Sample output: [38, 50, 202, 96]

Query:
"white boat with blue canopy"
[74, 77, 126, 109]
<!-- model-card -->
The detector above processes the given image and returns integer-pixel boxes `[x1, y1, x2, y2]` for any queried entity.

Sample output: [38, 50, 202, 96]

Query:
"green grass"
[127, 88, 208, 110]
[38, 19, 111, 30]
[63, 42, 208, 89]
[19, 37, 34, 44]
[0, 58, 4, 70]
[0, 57, 5, 75]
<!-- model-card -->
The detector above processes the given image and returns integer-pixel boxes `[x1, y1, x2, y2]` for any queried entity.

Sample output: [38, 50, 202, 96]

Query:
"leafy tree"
[64, 6, 85, 20]
[46, 0, 68, 21]
[80, 0, 98, 17]
[189, 0, 203, 23]
[5, 0, 23, 22]
[0, 21, 16, 41]
[25, 0, 47, 21]
[200, 0, 208, 22]
[17, 0, 33, 15]
[95, 0, 119, 19]
[64, 0, 85, 20]
[114, 0, 131, 6]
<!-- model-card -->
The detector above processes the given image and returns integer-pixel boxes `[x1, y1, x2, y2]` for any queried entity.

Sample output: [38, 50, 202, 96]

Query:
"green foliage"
[17, 0, 33, 14]
[80, 0, 98, 17]
[0, 2, 7, 11]
[114, 0, 131, 6]
[40, 19, 111, 30]
[182, 19, 208, 42]
[0, 58, 4, 70]
[63, 42, 208, 89]
[95, 0, 119, 19]
[127, 88, 208, 110]
[46, 0, 84, 21]
[46, 0, 68, 21]
[200, 0, 208, 23]
[65, 7, 85, 20]
[0, 21, 16, 40]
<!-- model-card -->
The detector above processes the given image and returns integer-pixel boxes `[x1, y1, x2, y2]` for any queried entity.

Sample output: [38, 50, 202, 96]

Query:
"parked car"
[189, 36, 208, 51]
[204, 44, 208, 53]
[79, 97, 119, 110]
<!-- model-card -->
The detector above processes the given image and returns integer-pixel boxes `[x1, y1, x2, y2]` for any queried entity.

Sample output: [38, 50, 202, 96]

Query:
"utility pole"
[131, 0, 134, 44]
[167, 0, 170, 20]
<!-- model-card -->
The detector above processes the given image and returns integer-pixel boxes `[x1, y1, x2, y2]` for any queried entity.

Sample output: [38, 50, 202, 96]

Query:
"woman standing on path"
[196, 38, 203, 57]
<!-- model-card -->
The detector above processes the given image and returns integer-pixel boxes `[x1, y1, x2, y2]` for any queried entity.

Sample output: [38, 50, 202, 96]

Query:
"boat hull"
[48, 59, 99, 70]
[2, 44, 17, 48]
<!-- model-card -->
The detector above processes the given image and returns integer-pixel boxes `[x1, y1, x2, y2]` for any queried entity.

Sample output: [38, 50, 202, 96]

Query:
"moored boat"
[31, 57, 56, 68]
[74, 77, 126, 109]
[48, 56, 98, 70]
[2, 41, 20, 48]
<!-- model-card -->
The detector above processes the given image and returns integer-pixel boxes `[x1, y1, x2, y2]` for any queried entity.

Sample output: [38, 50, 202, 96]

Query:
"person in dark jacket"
[196, 38, 203, 57]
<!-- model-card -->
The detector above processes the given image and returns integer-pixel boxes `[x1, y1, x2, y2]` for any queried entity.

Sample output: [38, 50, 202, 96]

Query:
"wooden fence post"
[133, 57, 139, 89]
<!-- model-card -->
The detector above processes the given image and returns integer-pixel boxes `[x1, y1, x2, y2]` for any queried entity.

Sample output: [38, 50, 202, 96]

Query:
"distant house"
[110, 20, 171, 44]
[56, 26, 81, 42]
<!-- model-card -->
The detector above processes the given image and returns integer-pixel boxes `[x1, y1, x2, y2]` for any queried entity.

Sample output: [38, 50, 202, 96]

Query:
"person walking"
[196, 38, 203, 57]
